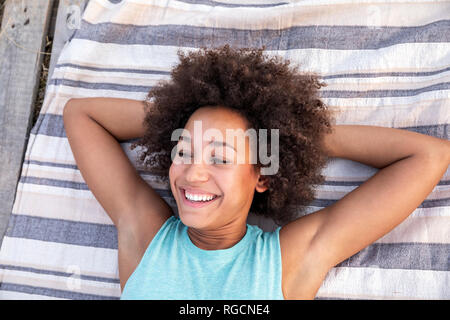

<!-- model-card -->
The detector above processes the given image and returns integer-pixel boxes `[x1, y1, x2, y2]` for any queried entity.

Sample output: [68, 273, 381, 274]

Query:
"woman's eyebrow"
[209, 140, 236, 152]
[179, 135, 236, 152]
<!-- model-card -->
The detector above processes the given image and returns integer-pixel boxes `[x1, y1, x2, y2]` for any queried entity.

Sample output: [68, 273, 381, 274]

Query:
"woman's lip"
[179, 188, 220, 208]
[181, 186, 219, 197]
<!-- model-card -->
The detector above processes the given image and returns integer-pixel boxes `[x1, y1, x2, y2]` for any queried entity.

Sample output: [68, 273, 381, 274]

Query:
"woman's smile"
[179, 187, 221, 208]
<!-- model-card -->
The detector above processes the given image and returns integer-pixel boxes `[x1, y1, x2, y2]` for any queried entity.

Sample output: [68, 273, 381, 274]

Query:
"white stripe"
[46, 83, 149, 103]
[317, 267, 450, 299]
[53, 65, 169, 80]
[0, 238, 119, 280]
[0, 269, 120, 298]
[17, 181, 94, 200]
[330, 99, 450, 127]
[12, 188, 114, 225]
[24, 163, 86, 184]
[51, 68, 166, 87]
[24, 136, 141, 168]
[126, 0, 450, 6]
[0, 290, 68, 300]
[375, 215, 450, 244]
[58, 40, 450, 75]
[88, 0, 450, 28]
[324, 71, 450, 91]
[323, 158, 450, 180]
[315, 182, 450, 202]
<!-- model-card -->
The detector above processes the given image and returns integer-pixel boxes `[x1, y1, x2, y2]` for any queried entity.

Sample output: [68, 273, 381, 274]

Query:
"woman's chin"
[178, 210, 208, 228]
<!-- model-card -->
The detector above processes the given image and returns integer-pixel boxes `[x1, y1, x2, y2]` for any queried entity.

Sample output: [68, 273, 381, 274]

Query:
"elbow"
[444, 140, 450, 165]
[63, 98, 84, 120]
[63, 98, 76, 117]
[413, 138, 450, 165]
[431, 140, 450, 165]
[412, 145, 450, 174]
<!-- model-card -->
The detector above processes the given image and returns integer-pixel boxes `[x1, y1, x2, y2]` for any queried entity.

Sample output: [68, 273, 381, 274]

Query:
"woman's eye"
[178, 150, 191, 158]
[212, 158, 230, 165]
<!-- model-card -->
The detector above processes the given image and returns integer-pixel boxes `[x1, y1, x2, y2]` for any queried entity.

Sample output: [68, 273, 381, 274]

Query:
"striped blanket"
[0, 0, 448, 299]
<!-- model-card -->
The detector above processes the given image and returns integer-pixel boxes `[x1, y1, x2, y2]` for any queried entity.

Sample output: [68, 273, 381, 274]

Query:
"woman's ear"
[255, 175, 269, 193]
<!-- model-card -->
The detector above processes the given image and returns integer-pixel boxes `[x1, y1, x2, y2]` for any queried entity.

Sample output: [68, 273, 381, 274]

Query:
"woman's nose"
[184, 163, 209, 182]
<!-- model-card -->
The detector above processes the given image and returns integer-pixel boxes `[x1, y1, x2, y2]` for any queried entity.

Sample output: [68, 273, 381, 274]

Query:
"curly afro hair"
[130, 44, 336, 226]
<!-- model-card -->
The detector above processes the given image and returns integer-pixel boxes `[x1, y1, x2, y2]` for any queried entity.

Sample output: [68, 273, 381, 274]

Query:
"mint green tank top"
[120, 215, 284, 300]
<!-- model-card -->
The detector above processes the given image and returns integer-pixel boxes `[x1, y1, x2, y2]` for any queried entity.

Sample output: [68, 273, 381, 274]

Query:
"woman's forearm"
[65, 97, 149, 141]
[321, 124, 450, 169]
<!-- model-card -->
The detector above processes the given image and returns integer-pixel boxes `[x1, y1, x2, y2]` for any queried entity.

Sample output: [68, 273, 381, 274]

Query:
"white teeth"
[185, 191, 216, 202]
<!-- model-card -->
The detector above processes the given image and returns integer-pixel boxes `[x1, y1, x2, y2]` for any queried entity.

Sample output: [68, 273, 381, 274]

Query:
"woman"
[63, 45, 450, 299]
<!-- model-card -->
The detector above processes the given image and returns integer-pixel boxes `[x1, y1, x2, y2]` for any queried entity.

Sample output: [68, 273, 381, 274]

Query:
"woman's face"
[169, 106, 267, 230]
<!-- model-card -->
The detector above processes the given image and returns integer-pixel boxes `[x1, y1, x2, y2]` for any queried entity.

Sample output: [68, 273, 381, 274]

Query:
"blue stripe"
[175, 0, 290, 8]
[336, 243, 449, 272]
[52, 62, 450, 79]
[0, 282, 119, 300]
[323, 66, 450, 79]
[107, 0, 290, 8]
[309, 197, 450, 209]
[47, 77, 450, 97]
[325, 180, 450, 187]
[18, 176, 173, 198]
[22, 159, 162, 178]
[6, 214, 119, 249]
[71, 19, 450, 49]
[25, 159, 79, 170]
[319, 82, 450, 99]
[48, 78, 151, 92]
[20, 160, 166, 183]
[54, 62, 171, 75]
[0, 264, 120, 284]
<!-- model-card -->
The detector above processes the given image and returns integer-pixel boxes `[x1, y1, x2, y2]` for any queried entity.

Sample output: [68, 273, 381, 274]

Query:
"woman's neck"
[187, 222, 247, 250]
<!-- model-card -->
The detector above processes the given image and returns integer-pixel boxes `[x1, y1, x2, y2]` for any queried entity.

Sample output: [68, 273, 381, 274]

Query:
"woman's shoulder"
[157, 214, 182, 237]
[246, 223, 282, 250]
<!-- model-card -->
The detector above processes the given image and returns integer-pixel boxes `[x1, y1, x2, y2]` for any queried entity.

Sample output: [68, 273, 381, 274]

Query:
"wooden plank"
[0, 0, 55, 246]
[47, 0, 88, 85]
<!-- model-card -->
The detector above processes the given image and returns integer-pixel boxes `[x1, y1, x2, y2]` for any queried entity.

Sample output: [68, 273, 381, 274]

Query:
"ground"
[0, 2, 4, 23]
[0, 0, 54, 129]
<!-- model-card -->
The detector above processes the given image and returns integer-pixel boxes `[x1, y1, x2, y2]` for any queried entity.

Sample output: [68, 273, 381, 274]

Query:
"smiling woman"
[131, 45, 335, 226]
[168, 106, 269, 248]
[63, 44, 449, 300]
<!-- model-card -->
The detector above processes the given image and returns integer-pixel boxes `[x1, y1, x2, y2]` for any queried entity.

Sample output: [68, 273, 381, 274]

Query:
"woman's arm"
[315, 125, 450, 264]
[63, 97, 173, 290]
[66, 97, 149, 141]
[63, 96, 172, 229]
[320, 124, 450, 168]
[281, 124, 449, 298]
